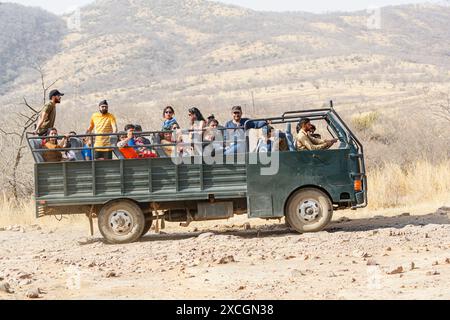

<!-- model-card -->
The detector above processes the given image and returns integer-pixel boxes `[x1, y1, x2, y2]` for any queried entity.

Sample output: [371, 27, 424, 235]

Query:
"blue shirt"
[81, 145, 92, 160]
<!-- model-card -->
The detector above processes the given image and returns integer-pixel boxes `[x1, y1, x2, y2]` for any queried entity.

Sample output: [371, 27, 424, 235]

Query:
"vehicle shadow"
[327, 212, 449, 233]
[139, 211, 449, 242]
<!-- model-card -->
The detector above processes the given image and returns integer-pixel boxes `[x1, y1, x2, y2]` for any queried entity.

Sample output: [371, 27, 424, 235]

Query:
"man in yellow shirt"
[86, 100, 118, 160]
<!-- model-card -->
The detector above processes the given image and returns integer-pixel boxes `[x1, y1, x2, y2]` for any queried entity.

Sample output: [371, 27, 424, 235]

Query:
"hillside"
[0, 2, 66, 93]
[0, 0, 449, 166]
[1, 1, 449, 111]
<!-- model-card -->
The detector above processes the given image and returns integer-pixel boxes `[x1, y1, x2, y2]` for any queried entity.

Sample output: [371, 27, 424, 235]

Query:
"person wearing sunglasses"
[162, 106, 179, 131]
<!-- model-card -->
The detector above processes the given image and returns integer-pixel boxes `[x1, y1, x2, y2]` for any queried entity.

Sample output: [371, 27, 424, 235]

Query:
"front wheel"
[98, 200, 145, 244]
[285, 188, 333, 233]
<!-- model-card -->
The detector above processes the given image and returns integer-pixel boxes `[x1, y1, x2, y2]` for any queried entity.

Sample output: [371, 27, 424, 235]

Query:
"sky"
[5, 0, 447, 14]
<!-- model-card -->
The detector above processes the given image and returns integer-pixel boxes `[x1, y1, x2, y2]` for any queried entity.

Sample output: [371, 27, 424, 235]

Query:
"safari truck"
[27, 107, 367, 244]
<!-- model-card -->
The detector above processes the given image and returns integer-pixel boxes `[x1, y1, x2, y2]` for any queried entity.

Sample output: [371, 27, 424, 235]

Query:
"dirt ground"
[0, 207, 449, 300]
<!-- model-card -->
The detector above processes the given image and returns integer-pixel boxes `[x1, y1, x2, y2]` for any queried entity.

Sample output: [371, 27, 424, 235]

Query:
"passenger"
[295, 118, 338, 151]
[82, 137, 93, 161]
[117, 128, 157, 159]
[204, 119, 219, 143]
[134, 125, 152, 151]
[158, 122, 185, 157]
[86, 100, 118, 160]
[62, 131, 77, 161]
[275, 131, 289, 152]
[224, 106, 268, 154]
[255, 126, 274, 153]
[162, 106, 178, 131]
[160, 128, 176, 157]
[309, 124, 322, 140]
[34, 89, 64, 136]
[188, 107, 207, 155]
[42, 128, 68, 163]
[117, 129, 139, 159]
[207, 114, 216, 125]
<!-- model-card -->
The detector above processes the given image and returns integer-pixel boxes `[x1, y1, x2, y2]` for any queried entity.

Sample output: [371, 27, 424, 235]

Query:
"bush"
[351, 111, 380, 131]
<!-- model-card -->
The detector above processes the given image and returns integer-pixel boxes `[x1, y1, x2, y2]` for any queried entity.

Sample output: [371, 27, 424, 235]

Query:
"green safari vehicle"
[27, 107, 367, 244]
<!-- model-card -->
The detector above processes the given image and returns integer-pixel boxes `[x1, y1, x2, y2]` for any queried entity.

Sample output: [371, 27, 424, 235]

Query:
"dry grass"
[351, 111, 380, 131]
[0, 193, 86, 228]
[367, 160, 450, 209]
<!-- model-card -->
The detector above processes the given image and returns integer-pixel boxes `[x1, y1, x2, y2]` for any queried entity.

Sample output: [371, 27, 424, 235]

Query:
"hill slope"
[0, 2, 66, 93]
[0, 0, 449, 122]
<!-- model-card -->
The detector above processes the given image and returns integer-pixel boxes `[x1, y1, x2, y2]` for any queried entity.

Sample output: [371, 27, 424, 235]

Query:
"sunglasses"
[165, 111, 174, 114]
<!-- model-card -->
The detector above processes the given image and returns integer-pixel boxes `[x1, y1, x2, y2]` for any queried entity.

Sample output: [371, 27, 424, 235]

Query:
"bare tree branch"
[22, 97, 38, 113]
[0, 128, 21, 138]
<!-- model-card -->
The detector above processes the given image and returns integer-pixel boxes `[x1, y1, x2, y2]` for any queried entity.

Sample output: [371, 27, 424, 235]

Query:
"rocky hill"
[0, 0, 449, 125]
[0, 2, 66, 93]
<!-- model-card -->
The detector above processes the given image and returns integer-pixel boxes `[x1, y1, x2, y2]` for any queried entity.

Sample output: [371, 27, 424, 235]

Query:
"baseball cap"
[99, 100, 109, 107]
[232, 106, 242, 112]
[49, 89, 64, 100]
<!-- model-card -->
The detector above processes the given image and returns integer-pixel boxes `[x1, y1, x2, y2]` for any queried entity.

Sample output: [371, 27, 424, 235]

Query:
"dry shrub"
[351, 111, 380, 131]
[0, 192, 86, 228]
[368, 160, 450, 209]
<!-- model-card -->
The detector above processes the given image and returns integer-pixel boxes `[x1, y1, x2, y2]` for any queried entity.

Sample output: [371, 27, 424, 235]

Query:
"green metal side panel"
[35, 158, 248, 206]
[246, 149, 356, 218]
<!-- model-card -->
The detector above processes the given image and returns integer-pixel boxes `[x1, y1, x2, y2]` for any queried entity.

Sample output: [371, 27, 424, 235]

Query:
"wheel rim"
[297, 199, 322, 223]
[109, 210, 134, 235]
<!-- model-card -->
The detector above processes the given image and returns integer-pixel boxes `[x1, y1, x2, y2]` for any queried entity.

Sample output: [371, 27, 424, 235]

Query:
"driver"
[295, 118, 338, 151]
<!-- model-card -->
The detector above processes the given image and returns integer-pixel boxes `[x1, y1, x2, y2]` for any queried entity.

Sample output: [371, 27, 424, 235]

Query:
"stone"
[0, 281, 13, 294]
[77, 237, 97, 246]
[436, 207, 450, 215]
[105, 271, 117, 278]
[197, 233, 215, 240]
[217, 255, 235, 265]
[410, 262, 417, 271]
[26, 288, 42, 299]
[387, 266, 404, 275]
[243, 223, 251, 230]
[426, 271, 440, 276]
[400, 213, 411, 217]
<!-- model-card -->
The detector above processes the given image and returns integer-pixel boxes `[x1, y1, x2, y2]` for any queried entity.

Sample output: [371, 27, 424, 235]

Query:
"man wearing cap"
[224, 106, 268, 154]
[34, 89, 64, 136]
[86, 100, 118, 160]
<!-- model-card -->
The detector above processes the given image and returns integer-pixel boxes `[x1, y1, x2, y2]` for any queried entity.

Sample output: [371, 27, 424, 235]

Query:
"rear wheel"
[98, 200, 145, 244]
[285, 188, 333, 233]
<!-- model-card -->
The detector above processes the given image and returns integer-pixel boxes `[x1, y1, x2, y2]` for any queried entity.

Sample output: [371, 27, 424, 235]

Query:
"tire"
[285, 188, 333, 233]
[98, 200, 145, 244]
[141, 215, 153, 237]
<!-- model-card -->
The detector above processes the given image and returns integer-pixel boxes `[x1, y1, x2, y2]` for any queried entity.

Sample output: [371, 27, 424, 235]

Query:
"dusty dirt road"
[1, 208, 449, 300]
